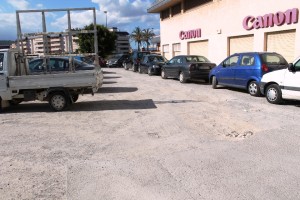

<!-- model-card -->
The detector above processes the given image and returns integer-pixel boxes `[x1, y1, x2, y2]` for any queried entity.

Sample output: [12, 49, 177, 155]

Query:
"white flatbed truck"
[0, 8, 103, 112]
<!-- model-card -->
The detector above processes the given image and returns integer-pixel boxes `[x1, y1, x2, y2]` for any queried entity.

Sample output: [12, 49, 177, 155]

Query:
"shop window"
[171, 3, 181, 16]
[184, 0, 212, 11]
[161, 9, 170, 20]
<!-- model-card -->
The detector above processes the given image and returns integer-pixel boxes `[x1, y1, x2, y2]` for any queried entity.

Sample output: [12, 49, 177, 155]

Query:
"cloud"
[6, 0, 29, 10]
[90, 0, 159, 32]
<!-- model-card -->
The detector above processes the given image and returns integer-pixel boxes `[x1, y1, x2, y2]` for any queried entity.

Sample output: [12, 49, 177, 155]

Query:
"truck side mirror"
[288, 63, 295, 72]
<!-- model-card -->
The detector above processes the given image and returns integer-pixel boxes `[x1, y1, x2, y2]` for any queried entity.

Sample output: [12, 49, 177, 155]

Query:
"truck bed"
[8, 70, 103, 92]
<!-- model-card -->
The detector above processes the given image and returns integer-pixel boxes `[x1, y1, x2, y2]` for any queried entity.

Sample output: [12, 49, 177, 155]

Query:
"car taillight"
[189, 64, 196, 71]
[261, 64, 269, 72]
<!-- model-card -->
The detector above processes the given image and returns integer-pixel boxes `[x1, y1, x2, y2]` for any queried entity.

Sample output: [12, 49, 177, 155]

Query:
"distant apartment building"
[148, 0, 300, 63]
[109, 27, 130, 54]
[0, 40, 15, 49]
[18, 35, 79, 56]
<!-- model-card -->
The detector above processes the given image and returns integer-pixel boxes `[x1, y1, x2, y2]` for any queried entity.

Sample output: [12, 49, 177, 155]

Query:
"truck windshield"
[0, 53, 3, 71]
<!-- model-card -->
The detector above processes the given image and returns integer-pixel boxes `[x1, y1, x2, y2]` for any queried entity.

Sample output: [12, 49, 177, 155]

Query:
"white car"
[260, 57, 300, 104]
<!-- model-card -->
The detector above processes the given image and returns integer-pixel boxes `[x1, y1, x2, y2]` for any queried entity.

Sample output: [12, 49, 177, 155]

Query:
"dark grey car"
[161, 55, 216, 83]
[138, 54, 168, 75]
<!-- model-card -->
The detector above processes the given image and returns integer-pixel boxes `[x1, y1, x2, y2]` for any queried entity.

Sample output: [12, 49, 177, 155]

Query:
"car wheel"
[48, 92, 70, 111]
[133, 64, 138, 72]
[266, 84, 283, 104]
[179, 72, 187, 83]
[148, 67, 153, 76]
[161, 69, 167, 79]
[124, 63, 129, 70]
[248, 81, 261, 96]
[212, 76, 218, 89]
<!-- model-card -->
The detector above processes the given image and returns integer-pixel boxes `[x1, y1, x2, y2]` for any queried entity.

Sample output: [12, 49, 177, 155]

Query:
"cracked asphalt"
[1, 68, 300, 200]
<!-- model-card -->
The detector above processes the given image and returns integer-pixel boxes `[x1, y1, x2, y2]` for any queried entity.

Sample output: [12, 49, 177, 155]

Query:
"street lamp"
[104, 11, 107, 28]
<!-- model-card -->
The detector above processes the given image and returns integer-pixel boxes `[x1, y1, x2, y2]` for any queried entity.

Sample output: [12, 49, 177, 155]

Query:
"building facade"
[109, 27, 130, 54]
[18, 35, 79, 56]
[148, 0, 300, 63]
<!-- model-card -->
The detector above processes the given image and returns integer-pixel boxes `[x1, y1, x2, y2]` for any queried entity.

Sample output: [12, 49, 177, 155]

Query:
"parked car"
[161, 55, 216, 83]
[260, 56, 300, 104]
[138, 54, 168, 75]
[209, 52, 288, 96]
[29, 57, 95, 73]
[106, 54, 129, 68]
[74, 55, 107, 68]
[123, 51, 151, 72]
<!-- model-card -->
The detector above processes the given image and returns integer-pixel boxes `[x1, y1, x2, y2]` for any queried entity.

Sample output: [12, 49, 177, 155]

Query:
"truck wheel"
[266, 84, 283, 104]
[212, 76, 217, 89]
[49, 92, 70, 111]
[248, 81, 261, 96]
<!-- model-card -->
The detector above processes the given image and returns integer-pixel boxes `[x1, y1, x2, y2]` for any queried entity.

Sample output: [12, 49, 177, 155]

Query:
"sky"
[0, 0, 160, 48]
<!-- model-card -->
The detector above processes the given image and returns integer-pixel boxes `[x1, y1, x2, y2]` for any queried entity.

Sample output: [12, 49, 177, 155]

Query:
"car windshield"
[186, 56, 210, 63]
[148, 56, 167, 62]
[260, 54, 287, 65]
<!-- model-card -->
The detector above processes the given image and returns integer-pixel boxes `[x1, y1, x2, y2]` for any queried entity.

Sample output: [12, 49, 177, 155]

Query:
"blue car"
[209, 52, 288, 96]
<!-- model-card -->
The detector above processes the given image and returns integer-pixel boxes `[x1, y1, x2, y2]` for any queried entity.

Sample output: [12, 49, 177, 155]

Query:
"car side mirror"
[288, 63, 295, 72]
[222, 62, 227, 67]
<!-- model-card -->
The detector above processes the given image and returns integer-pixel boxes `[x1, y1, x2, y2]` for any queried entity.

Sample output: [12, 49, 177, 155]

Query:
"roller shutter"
[173, 43, 181, 57]
[188, 40, 208, 58]
[229, 35, 254, 56]
[162, 44, 171, 60]
[266, 30, 296, 63]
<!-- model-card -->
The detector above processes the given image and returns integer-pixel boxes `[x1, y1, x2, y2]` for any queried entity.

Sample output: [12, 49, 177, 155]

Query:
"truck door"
[0, 52, 8, 92]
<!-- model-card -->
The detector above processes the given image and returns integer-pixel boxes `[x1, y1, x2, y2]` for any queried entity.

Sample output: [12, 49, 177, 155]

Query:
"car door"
[164, 57, 177, 77]
[217, 55, 239, 86]
[282, 59, 300, 99]
[0, 52, 7, 93]
[169, 56, 182, 77]
[234, 54, 256, 87]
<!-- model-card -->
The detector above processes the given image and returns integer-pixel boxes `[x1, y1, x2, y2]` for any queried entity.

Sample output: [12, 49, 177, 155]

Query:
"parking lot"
[1, 68, 300, 200]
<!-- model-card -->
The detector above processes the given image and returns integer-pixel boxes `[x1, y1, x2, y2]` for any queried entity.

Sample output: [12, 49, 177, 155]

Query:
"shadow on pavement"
[2, 99, 157, 113]
[97, 87, 138, 93]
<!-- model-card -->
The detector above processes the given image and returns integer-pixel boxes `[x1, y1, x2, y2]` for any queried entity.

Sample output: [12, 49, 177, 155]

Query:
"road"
[1, 68, 300, 200]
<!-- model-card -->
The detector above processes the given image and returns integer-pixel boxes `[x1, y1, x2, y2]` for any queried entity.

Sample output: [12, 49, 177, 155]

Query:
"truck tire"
[49, 92, 70, 111]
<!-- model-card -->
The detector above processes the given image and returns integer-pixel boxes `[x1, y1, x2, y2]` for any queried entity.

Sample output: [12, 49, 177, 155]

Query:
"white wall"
[160, 0, 300, 64]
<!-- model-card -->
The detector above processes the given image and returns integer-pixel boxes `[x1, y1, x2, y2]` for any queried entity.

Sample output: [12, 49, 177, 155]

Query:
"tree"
[130, 27, 143, 51]
[142, 28, 155, 51]
[77, 24, 117, 58]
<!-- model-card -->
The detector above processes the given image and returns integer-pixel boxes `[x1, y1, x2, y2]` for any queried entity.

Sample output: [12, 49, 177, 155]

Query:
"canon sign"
[243, 8, 299, 30]
[179, 29, 201, 40]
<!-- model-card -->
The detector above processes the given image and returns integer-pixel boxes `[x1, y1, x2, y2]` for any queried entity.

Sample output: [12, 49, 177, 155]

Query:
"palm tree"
[130, 27, 143, 51]
[142, 28, 155, 51]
